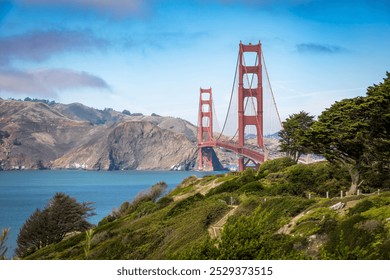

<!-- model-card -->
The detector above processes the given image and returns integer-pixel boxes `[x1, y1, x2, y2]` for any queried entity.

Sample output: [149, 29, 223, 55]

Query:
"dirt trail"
[277, 210, 307, 235]
[208, 205, 238, 239]
[277, 197, 362, 235]
[173, 179, 225, 201]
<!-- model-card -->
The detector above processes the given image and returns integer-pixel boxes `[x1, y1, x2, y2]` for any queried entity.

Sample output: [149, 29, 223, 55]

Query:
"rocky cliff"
[51, 121, 197, 170]
[0, 100, 197, 170]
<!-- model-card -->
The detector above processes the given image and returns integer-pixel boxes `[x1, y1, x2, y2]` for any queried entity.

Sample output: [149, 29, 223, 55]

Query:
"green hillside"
[23, 158, 390, 260]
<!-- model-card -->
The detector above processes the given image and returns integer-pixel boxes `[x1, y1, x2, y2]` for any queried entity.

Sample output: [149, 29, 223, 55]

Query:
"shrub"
[157, 196, 174, 209]
[348, 200, 375, 216]
[257, 157, 296, 178]
[206, 180, 240, 196]
[110, 182, 168, 218]
[166, 193, 204, 218]
[133, 182, 168, 204]
[322, 214, 389, 259]
[238, 181, 264, 194]
[262, 162, 349, 197]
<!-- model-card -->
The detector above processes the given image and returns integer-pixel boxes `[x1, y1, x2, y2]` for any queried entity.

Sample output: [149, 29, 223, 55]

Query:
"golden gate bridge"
[197, 41, 282, 171]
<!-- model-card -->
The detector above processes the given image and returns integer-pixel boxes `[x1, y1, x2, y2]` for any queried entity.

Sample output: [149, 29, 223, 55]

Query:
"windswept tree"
[15, 209, 49, 257]
[278, 111, 314, 162]
[309, 72, 390, 194]
[16, 193, 95, 258]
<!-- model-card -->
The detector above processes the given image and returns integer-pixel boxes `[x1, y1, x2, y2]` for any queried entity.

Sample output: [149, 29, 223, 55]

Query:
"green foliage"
[279, 111, 315, 162]
[156, 196, 174, 208]
[134, 181, 168, 204]
[16, 193, 94, 258]
[308, 72, 390, 194]
[84, 229, 94, 259]
[262, 162, 349, 197]
[257, 157, 296, 178]
[216, 197, 314, 259]
[238, 181, 264, 194]
[168, 176, 198, 197]
[207, 168, 257, 196]
[293, 207, 338, 236]
[206, 179, 240, 196]
[320, 193, 390, 259]
[166, 193, 204, 218]
[364, 72, 390, 174]
[348, 200, 375, 216]
[179, 237, 220, 260]
[20, 156, 390, 260]
[24, 97, 56, 105]
[110, 182, 168, 219]
[322, 214, 389, 259]
[170, 184, 196, 197]
[0, 228, 9, 260]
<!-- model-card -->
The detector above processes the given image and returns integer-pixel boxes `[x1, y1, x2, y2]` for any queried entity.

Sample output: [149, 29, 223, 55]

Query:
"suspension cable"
[217, 51, 240, 140]
[228, 51, 257, 142]
[212, 98, 220, 140]
[262, 50, 282, 127]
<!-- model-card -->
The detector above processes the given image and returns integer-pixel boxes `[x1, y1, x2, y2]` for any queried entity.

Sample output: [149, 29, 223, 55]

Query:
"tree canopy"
[16, 193, 94, 258]
[308, 72, 390, 194]
[278, 111, 314, 162]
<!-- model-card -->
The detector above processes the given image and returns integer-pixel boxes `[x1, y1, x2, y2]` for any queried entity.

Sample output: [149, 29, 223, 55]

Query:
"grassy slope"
[24, 158, 390, 260]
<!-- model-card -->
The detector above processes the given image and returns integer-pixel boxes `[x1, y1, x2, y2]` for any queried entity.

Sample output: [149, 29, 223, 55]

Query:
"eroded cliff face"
[0, 100, 197, 170]
[51, 121, 197, 170]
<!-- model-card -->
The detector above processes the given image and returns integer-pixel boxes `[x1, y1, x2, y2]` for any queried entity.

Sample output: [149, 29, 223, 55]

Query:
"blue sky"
[0, 0, 389, 128]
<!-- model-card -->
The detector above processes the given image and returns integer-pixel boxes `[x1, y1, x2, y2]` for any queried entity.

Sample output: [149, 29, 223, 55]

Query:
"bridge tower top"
[198, 87, 214, 145]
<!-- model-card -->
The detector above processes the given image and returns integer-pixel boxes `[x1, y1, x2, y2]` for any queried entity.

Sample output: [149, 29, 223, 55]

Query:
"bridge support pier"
[198, 148, 204, 171]
[238, 157, 244, 172]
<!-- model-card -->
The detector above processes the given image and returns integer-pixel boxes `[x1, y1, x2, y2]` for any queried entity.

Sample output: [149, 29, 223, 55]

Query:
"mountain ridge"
[0, 99, 198, 171]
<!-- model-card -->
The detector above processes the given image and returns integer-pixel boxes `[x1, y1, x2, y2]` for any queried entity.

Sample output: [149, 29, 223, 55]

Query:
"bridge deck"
[198, 140, 264, 163]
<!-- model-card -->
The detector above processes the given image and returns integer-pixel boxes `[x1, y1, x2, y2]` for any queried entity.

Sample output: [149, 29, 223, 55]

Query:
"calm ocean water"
[0, 170, 221, 258]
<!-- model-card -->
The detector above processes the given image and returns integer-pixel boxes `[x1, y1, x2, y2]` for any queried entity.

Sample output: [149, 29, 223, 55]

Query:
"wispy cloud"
[0, 68, 110, 97]
[17, 0, 149, 18]
[277, 87, 364, 100]
[123, 31, 209, 50]
[0, 29, 108, 65]
[295, 43, 348, 54]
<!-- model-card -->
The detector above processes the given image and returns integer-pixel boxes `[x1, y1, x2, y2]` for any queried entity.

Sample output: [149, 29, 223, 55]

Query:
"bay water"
[0, 170, 220, 258]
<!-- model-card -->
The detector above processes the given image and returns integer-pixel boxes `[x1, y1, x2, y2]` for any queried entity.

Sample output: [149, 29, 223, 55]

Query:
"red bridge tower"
[238, 42, 264, 170]
[198, 88, 214, 170]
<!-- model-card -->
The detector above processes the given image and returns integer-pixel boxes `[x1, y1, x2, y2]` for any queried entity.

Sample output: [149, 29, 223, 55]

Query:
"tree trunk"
[347, 165, 360, 195]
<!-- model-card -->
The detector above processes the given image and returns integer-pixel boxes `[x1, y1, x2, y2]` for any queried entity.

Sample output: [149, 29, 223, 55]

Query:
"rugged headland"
[0, 99, 199, 171]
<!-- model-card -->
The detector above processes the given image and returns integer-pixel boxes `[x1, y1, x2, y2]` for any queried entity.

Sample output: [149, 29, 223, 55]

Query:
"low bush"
[165, 193, 204, 218]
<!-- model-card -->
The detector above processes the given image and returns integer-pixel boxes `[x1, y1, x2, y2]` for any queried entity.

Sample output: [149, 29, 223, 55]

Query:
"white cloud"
[0, 68, 110, 97]
[0, 29, 108, 65]
[18, 0, 148, 17]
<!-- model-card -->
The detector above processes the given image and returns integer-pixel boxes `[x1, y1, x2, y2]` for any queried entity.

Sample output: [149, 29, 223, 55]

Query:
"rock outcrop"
[51, 121, 197, 170]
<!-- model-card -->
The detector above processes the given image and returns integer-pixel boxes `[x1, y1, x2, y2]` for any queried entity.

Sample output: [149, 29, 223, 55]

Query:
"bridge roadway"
[198, 140, 264, 164]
